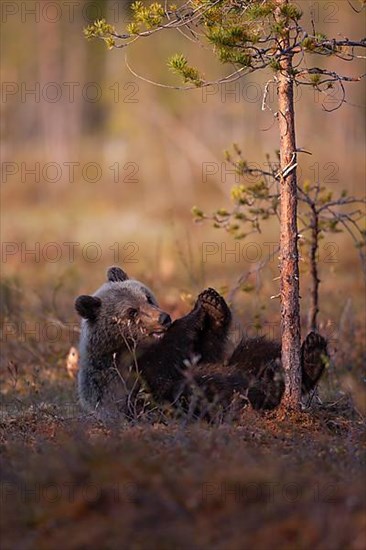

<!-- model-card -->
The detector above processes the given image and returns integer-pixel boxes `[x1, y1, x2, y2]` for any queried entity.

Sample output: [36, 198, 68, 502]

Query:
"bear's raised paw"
[196, 288, 231, 327]
[301, 331, 329, 393]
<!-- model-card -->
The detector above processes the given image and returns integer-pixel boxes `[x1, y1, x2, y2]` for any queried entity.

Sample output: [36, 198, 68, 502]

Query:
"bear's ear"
[107, 266, 129, 283]
[75, 295, 102, 321]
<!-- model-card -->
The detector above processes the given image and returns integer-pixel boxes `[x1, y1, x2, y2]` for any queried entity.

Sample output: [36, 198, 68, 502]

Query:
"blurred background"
[1, 6, 365, 546]
[1, 0, 365, 349]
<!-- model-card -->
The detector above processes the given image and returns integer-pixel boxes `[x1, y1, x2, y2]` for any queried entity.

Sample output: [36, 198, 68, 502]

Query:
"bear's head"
[75, 267, 171, 352]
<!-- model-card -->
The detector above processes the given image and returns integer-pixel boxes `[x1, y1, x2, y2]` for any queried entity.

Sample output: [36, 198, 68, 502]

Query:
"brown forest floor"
[1, 386, 365, 550]
[1, 272, 365, 550]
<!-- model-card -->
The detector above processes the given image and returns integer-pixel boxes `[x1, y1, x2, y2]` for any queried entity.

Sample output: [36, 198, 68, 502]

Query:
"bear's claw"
[197, 288, 231, 326]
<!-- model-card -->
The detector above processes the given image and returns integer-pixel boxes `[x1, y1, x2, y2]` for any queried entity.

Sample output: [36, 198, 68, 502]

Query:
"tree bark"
[276, 0, 302, 409]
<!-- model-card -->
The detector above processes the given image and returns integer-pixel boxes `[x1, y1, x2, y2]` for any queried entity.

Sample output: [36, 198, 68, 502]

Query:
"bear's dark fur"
[75, 267, 328, 420]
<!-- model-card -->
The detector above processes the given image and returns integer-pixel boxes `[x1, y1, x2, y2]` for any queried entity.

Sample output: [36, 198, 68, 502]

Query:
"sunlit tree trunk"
[276, 0, 302, 409]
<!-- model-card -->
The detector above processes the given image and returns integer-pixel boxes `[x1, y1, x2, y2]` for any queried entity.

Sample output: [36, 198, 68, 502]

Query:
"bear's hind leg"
[301, 331, 329, 393]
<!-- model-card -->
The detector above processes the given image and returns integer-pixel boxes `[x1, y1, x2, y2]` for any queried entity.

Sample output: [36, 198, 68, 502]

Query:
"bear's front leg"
[301, 331, 329, 393]
[159, 288, 232, 367]
[191, 288, 232, 363]
[196, 288, 232, 329]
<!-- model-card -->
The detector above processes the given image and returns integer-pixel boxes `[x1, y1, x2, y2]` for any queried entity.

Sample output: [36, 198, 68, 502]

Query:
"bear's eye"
[146, 295, 154, 305]
[127, 308, 138, 319]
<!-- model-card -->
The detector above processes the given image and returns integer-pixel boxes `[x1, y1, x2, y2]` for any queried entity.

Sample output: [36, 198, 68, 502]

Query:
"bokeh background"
[1, 4, 366, 548]
[1, 0, 365, 351]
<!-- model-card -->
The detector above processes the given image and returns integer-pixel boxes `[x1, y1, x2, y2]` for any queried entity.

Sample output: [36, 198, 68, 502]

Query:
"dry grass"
[1, 396, 365, 550]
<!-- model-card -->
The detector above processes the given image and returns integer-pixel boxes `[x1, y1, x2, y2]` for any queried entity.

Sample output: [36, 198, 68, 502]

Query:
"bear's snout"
[159, 312, 171, 327]
[139, 306, 171, 336]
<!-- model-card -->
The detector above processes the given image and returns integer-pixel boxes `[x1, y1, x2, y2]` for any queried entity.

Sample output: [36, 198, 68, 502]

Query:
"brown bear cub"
[75, 266, 328, 420]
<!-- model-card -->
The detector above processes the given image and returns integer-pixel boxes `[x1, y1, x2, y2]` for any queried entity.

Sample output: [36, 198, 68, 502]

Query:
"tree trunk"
[276, 0, 302, 409]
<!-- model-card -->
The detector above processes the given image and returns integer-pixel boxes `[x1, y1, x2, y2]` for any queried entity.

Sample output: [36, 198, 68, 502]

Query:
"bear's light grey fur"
[76, 267, 171, 420]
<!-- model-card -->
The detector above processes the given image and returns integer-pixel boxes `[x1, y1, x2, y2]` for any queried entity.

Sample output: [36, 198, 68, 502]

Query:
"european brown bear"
[75, 266, 328, 420]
